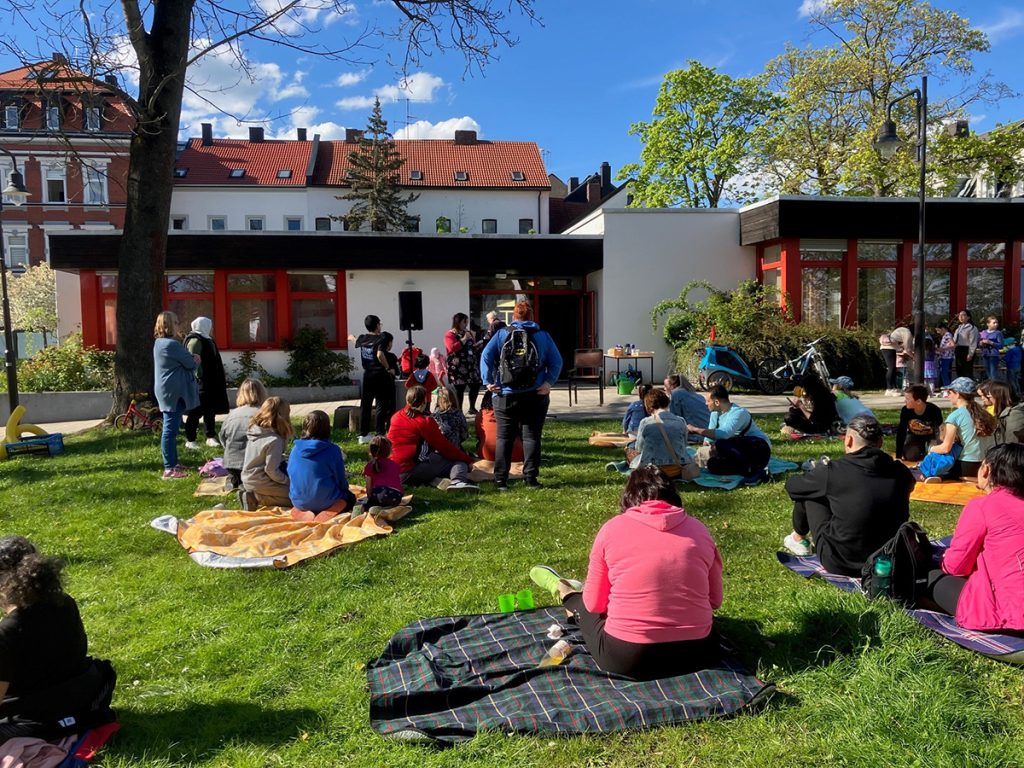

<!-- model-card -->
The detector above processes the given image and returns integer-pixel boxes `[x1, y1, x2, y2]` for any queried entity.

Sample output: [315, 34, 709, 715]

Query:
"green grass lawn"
[2, 413, 1023, 767]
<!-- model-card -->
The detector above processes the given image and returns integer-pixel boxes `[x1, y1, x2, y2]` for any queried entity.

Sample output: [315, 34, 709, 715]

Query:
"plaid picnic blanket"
[777, 538, 1024, 664]
[366, 608, 773, 743]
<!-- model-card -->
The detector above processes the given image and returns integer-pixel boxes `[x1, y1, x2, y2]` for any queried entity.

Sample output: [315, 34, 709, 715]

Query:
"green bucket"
[617, 378, 635, 396]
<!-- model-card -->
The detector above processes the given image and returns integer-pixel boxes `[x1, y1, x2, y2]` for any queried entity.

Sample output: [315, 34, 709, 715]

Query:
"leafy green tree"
[756, 0, 1016, 196]
[620, 61, 780, 208]
[338, 99, 419, 232]
[7, 262, 58, 346]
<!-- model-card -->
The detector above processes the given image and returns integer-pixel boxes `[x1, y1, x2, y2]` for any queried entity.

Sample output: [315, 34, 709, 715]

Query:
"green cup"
[498, 593, 516, 613]
[516, 589, 535, 610]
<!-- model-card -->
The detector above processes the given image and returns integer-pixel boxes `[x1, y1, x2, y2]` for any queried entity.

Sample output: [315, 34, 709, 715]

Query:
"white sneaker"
[184, 441, 200, 450]
[446, 481, 480, 492]
[783, 533, 813, 556]
[357, 433, 375, 445]
[205, 437, 220, 448]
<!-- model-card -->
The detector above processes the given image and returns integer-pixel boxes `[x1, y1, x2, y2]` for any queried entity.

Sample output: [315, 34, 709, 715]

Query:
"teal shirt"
[705, 405, 770, 445]
[945, 405, 994, 463]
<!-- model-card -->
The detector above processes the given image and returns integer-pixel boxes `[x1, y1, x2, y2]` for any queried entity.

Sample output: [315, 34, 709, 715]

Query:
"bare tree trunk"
[109, 0, 194, 419]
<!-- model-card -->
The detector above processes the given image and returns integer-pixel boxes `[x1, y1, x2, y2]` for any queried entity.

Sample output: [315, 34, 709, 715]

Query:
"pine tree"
[338, 98, 418, 232]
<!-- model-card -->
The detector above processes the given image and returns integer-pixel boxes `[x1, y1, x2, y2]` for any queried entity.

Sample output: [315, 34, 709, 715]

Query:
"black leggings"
[706, 436, 771, 477]
[360, 371, 396, 436]
[562, 592, 720, 680]
[185, 405, 217, 441]
[948, 460, 982, 480]
[925, 569, 966, 616]
[955, 346, 973, 378]
[454, 383, 480, 412]
[881, 349, 898, 390]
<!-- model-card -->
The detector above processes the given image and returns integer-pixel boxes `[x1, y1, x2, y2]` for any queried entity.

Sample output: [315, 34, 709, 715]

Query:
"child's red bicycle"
[114, 396, 163, 433]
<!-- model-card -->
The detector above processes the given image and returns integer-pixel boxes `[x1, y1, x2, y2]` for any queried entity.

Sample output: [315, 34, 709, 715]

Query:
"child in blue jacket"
[1004, 338, 1022, 398]
[289, 410, 356, 522]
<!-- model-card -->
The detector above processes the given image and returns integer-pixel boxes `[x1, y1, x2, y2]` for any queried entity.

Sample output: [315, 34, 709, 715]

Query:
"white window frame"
[86, 106, 101, 131]
[4, 105, 18, 130]
[171, 215, 188, 231]
[82, 164, 108, 206]
[44, 164, 66, 204]
[246, 216, 265, 231]
[46, 105, 60, 130]
[208, 216, 227, 231]
[5, 230, 28, 269]
[284, 216, 303, 231]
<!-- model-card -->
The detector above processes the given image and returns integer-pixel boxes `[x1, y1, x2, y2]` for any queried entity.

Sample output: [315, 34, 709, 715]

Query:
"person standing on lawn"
[480, 300, 563, 491]
[356, 315, 396, 445]
[183, 316, 230, 450]
[153, 311, 199, 480]
[979, 315, 1005, 382]
[445, 312, 483, 414]
[953, 310, 980, 379]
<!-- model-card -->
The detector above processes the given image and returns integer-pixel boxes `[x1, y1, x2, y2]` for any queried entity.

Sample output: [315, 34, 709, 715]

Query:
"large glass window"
[857, 240, 898, 261]
[228, 273, 276, 346]
[966, 268, 1004, 321]
[289, 272, 338, 343]
[914, 242, 952, 262]
[801, 268, 842, 326]
[967, 242, 1005, 261]
[762, 243, 782, 264]
[166, 273, 214, 336]
[82, 165, 107, 205]
[800, 239, 845, 262]
[857, 268, 896, 328]
[167, 274, 214, 293]
[914, 267, 951, 326]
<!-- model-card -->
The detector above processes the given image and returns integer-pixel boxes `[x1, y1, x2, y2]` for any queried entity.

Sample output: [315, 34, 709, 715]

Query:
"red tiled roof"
[174, 138, 314, 186]
[0, 62, 108, 92]
[314, 139, 549, 189]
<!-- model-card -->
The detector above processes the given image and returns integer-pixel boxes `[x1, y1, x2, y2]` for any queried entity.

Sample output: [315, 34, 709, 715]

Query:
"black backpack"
[498, 327, 540, 389]
[861, 521, 933, 606]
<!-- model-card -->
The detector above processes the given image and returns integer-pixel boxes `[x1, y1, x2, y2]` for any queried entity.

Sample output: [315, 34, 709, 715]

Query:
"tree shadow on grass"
[110, 700, 319, 764]
[762, 607, 881, 675]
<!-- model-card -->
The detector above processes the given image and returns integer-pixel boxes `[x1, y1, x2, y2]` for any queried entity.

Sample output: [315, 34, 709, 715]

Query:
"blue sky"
[5, 0, 1024, 184]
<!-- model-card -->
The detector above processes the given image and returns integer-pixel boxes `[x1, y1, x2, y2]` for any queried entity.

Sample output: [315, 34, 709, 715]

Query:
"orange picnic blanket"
[588, 431, 632, 448]
[910, 481, 986, 506]
[468, 460, 525, 482]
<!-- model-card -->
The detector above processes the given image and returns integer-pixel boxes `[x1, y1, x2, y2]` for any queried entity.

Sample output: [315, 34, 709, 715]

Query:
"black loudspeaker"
[398, 291, 423, 331]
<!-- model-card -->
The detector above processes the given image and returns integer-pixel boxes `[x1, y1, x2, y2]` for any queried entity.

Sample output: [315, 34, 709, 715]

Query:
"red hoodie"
[387, 408, 473, 473]
[583, 500, 722, 644]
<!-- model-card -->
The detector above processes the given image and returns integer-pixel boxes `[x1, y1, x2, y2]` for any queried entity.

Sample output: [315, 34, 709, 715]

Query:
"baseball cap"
[829, 376, 855, 389]
[943, 376, 977, 395]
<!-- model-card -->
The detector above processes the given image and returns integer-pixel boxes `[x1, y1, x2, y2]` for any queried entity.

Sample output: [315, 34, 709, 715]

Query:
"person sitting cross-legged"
[782, 415, 915, 576]
[607, 388, 698, 480]
[664, 374, 710, 444]
[529, 466, 722, 680]
[687, 385, 771, 482]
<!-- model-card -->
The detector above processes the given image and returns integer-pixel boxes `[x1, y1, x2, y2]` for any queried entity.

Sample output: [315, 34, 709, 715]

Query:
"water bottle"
[869, 555, 893, 598]
[538, 639, 572, 668]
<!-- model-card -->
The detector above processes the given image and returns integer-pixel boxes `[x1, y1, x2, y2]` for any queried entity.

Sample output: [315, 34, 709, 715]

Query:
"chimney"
[103, 74, 117, 87]
[568, 176, 579, 192]
[51, 52, 68, 65]
[454, 130, 477, 145]
[946, 120, 969, 138]
[296, 127, 307, 141]
[586, 175, 602, 204]
[600, 161, 611, 192]
[201, 123, 213, 146]
[248, 126, 264, 143]
[345, 128, 363, 143]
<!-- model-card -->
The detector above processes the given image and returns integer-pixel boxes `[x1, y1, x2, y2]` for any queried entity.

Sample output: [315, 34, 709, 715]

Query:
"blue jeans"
[939, 358, 953, 388]
[161, 406, 184, 470]
[983, 356, 1001, 381]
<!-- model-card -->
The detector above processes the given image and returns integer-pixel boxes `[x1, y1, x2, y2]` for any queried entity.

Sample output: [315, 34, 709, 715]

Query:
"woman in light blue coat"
[153, 311, 199, 479]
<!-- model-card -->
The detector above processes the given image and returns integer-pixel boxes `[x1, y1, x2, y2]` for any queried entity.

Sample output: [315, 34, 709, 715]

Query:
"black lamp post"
[0, 147, 31, 413]
[875, 76, 927, 386]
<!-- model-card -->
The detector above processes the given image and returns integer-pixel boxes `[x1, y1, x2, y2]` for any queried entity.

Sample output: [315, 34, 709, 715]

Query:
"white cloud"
[253, 0, 353, 36]
[978, 9, 1024, 44]
[336, 71, 446, 110]
[336, 95, 378, 110]
[268, 105, 350, 140]
[798, 0, 828, 17]
[394, 116, 481, 140]
[336, 70, 370, 87]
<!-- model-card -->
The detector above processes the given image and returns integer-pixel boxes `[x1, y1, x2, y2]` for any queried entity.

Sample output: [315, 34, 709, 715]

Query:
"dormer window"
[409, 170, 423, 181]
[229, 168, 245, 178]
[454, 171, 468, 182]
[86, 106, 101, 131]
[276, 169, 292, 179]
[3, 105, 17, 130]
[46, 104, 60, 130]
[173, 168, 188, 178]
[511, 171, 525, 181]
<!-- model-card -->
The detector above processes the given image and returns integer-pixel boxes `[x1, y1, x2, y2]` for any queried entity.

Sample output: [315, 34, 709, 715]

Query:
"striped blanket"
[367, 607, 772, 743]
[777, 539, 1024, 664]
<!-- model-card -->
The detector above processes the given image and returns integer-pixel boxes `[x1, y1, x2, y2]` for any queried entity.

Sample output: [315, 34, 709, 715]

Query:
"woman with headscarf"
[183, 316, 230, 450]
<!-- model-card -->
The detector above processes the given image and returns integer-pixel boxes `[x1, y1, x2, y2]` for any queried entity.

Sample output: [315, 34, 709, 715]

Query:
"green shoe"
[529, 565, 583, 600]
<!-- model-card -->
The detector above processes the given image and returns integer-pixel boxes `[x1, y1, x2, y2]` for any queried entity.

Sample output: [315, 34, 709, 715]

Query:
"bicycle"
[114, 396, 163, 433]
[755, 337, 832, 396]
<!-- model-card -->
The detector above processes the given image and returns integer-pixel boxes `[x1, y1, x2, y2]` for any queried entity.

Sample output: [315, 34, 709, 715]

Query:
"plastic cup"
[516, 589, 535, 610]
[498, 593, 516, 613]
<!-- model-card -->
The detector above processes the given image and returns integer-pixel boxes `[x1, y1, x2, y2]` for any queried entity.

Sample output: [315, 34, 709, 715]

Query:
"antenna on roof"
[393, 97, 431, 135]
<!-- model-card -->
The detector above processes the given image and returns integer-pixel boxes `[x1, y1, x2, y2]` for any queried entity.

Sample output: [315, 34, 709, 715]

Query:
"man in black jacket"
[782, 415, 915, 576]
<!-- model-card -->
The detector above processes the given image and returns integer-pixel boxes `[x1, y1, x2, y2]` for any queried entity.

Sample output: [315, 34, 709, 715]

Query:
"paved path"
[32, 386, 941, 437]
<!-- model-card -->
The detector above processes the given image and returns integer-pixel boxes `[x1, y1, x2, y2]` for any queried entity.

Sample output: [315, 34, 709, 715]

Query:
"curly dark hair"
[0, 535, 36, 571]
[0, 548, 65, 609]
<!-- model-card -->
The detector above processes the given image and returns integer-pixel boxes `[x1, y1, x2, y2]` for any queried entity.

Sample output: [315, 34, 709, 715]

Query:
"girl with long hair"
[152, 310, 199, 479]
[241, 396, 294, 507]
[928, 378, 996, 478]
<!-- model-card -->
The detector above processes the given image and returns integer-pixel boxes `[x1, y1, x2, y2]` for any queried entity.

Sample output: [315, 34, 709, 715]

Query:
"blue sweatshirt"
[288, 438, 348, 513]
[622, 400, 647, 434]
[480, 320, 563, 395]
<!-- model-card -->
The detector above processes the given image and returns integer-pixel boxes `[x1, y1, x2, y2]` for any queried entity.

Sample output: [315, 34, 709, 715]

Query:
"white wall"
[568, 209, 755, 380]
[55, 269, 83, 339]
[345, 270, 470, 379]
[169, 187, 309, 231]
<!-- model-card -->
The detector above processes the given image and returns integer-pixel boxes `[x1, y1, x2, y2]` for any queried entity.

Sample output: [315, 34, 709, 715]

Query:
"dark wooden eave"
[48, 231, 603, 274]
[739, 196, 1024, 246]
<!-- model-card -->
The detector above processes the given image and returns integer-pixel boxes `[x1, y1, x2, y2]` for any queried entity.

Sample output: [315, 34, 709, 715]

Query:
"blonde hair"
[434, 386, 457, 413]
[236, 378, 268, 407]
[250, 396, 293, 439]
[153, 311, 178, 339]
[404, 385, 428, 416]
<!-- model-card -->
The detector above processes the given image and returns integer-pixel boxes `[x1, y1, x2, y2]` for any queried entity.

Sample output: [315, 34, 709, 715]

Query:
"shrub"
[282, 327, 354, 387]
[229, 349, 279, 387]
[655, 280, 886, 388]
[10, 334, 114, 392]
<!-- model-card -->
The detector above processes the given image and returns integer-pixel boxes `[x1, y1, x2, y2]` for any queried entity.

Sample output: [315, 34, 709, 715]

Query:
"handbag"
[654, 412, 686, 479]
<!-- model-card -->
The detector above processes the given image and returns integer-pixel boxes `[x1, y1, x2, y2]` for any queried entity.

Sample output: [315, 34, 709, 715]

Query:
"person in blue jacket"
[288, 410, 357, 522]
[480, 300, 563, 490]
[665, 374, 711, 443]
[152, 311, 199, 480]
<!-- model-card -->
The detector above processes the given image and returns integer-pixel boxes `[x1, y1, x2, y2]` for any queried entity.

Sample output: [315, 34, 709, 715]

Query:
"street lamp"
[0, 147, 30, 412]
[875, 76, 927, 386]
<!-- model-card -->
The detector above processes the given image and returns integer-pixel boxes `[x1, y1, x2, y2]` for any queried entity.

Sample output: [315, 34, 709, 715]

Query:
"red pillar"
[213, 271, 229, 349]
[79, 271, 99, 348]
[895, 241, 913, 322]
[779, 238, 801, 322]
[841, 239, 858, 327]
[1006, 241, 1021, 324]
[755, 245, 764, 283]
[952, 240, 968, 313]
[336, 270, 348, 346]
[274, 269, 289, 344]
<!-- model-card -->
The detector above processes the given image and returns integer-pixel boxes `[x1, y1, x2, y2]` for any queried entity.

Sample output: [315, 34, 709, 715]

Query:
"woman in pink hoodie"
[925, 443, 1024, 632]
[530, 466, 722, 679]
